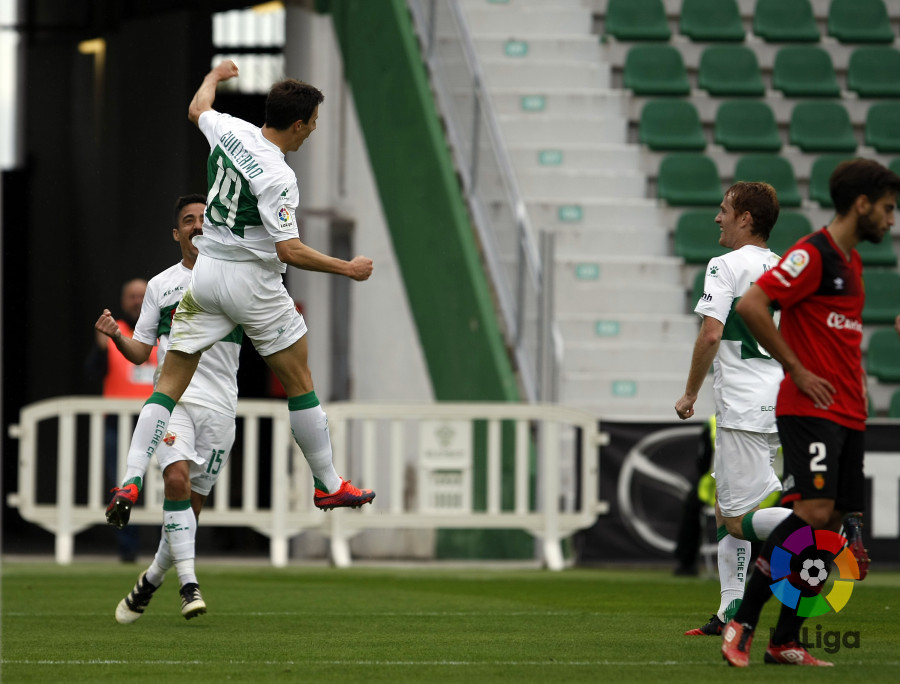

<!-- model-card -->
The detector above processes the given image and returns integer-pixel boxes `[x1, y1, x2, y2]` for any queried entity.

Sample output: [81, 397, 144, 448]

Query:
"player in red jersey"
[720, 159, 900, 667]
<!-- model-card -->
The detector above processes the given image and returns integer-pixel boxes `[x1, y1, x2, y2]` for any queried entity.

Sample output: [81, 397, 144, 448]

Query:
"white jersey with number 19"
[193, 110, 300, 272]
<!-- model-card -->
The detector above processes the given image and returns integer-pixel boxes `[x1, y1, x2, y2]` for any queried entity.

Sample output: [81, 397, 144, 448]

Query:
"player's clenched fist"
[95, 309, 121, 339]
[348, 256, 374, 281]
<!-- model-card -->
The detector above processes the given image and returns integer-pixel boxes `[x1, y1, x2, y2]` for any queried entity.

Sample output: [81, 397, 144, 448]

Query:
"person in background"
[85, 278, 157, 562]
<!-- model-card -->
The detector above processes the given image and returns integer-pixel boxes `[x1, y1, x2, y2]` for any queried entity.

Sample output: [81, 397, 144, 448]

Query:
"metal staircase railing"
[408, 0, 560, 402]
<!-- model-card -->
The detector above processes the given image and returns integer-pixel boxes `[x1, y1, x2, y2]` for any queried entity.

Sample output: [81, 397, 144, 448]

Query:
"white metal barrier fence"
[7, 397, 607, 569]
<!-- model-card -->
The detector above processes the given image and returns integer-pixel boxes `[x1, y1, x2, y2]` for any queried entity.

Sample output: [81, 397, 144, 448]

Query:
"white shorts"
[170, 253, 307, 357]
[713, 427, 782, 518]
[156, 402, 236, 496]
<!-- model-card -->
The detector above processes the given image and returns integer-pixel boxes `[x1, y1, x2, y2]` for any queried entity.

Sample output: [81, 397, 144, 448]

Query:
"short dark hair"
[830, 158, 900, 215]
[725, 181, 780, 241]
[173, 193, 206, 227]
[265, 79, 324, 130]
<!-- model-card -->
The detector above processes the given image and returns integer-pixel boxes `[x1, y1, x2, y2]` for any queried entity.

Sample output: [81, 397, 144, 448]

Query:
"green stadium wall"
[327, 0, 519, 404]
[324, 0, 533, 559]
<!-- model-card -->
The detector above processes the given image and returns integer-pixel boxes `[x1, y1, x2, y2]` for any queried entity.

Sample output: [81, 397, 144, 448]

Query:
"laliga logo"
[770, 525, 860, 617]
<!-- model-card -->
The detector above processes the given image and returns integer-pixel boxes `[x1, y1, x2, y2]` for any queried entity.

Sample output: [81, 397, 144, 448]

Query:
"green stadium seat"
[754, 0, 820, 43]
[773, 47, 840, 98]
[862, 271, 900, 324]
[658, 154, 722, 206]
[623, 45, 691, 96]
[847, 47, 900, 98]
[674, 210, 728, 263]
[789, 102, 857, 153]
[698, 46, 765, 97]
[639, 100, 706, 151]
[857, 239, 899, 267]
[679, 0, 744, 42]
[715, 101, 782, 152]
[605, 0, 671, 41]
[733, 155, 802, 207]
[768, 212, 813, 256]
[890, 158, 900, 178]
[889, 389, 900, 418]
[867, 329, 900, 382]
[865, 103, 900, 153]
[828, 0, 894, 44]
[809, 154, 856, 207]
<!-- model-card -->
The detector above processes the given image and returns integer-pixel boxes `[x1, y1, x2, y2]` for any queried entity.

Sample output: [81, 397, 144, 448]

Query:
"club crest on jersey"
[163, 432, 177, 447]
[780, 249, 810, 278]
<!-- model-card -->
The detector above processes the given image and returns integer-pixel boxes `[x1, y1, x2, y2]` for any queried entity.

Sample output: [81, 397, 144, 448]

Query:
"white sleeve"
[132, 278, 161, 346]
[694, 257, 736, 325]
[198, 110, 225, 148]
[257, 176, 301, 243]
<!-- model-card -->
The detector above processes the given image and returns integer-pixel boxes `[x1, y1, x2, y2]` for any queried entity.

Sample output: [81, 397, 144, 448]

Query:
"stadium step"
[555, 256, 684, 287]
[498, 114, 627, 146]
[507, 143, 642, 173]
[471, 35, 603, 63]
[461, 5, 593, 35]
[562, 341, 696, 375]
[514, 168, 646, 200]
[481, 60, 611, 90]
[561, 370, 715, 420]
[486, 89, 627, 118]
[554, 280, 686, 316]
[556, 312, 699, 348]
[526, 198, 669, 230]
[553, 225, 671, 257]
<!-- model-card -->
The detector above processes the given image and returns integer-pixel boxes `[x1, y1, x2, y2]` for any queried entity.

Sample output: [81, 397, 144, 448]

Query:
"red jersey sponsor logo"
[826, 312, 863, 334]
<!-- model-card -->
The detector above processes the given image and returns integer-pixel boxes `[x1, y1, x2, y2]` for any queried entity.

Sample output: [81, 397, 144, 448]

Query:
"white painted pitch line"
[0, 659, 728, 666]
[3, 610, 605, 618]
[5, 659, 896, 667]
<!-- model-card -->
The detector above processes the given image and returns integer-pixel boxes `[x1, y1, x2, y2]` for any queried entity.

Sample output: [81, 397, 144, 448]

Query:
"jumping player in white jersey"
[105, 61, 375, 532]
[96, 195, 239, 621]
[675, 182, 793, 635]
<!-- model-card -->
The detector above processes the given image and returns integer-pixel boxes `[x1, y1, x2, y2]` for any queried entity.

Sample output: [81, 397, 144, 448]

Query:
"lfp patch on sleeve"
[277, 206, 294, 231]
[780, 249, 810, 278]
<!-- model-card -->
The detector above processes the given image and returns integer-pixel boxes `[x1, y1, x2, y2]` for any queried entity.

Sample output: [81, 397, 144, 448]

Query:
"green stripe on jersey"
[220, 325, 243, 345]
[157, 303, 178, 338]
[722, 296, 772, 360]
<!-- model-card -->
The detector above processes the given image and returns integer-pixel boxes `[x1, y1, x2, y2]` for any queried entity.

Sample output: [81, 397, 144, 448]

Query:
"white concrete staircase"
[458, 0, 713, 418]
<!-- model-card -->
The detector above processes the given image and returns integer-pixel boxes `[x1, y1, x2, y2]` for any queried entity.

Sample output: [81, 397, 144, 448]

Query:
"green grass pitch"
[2, 562, 898, 682]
